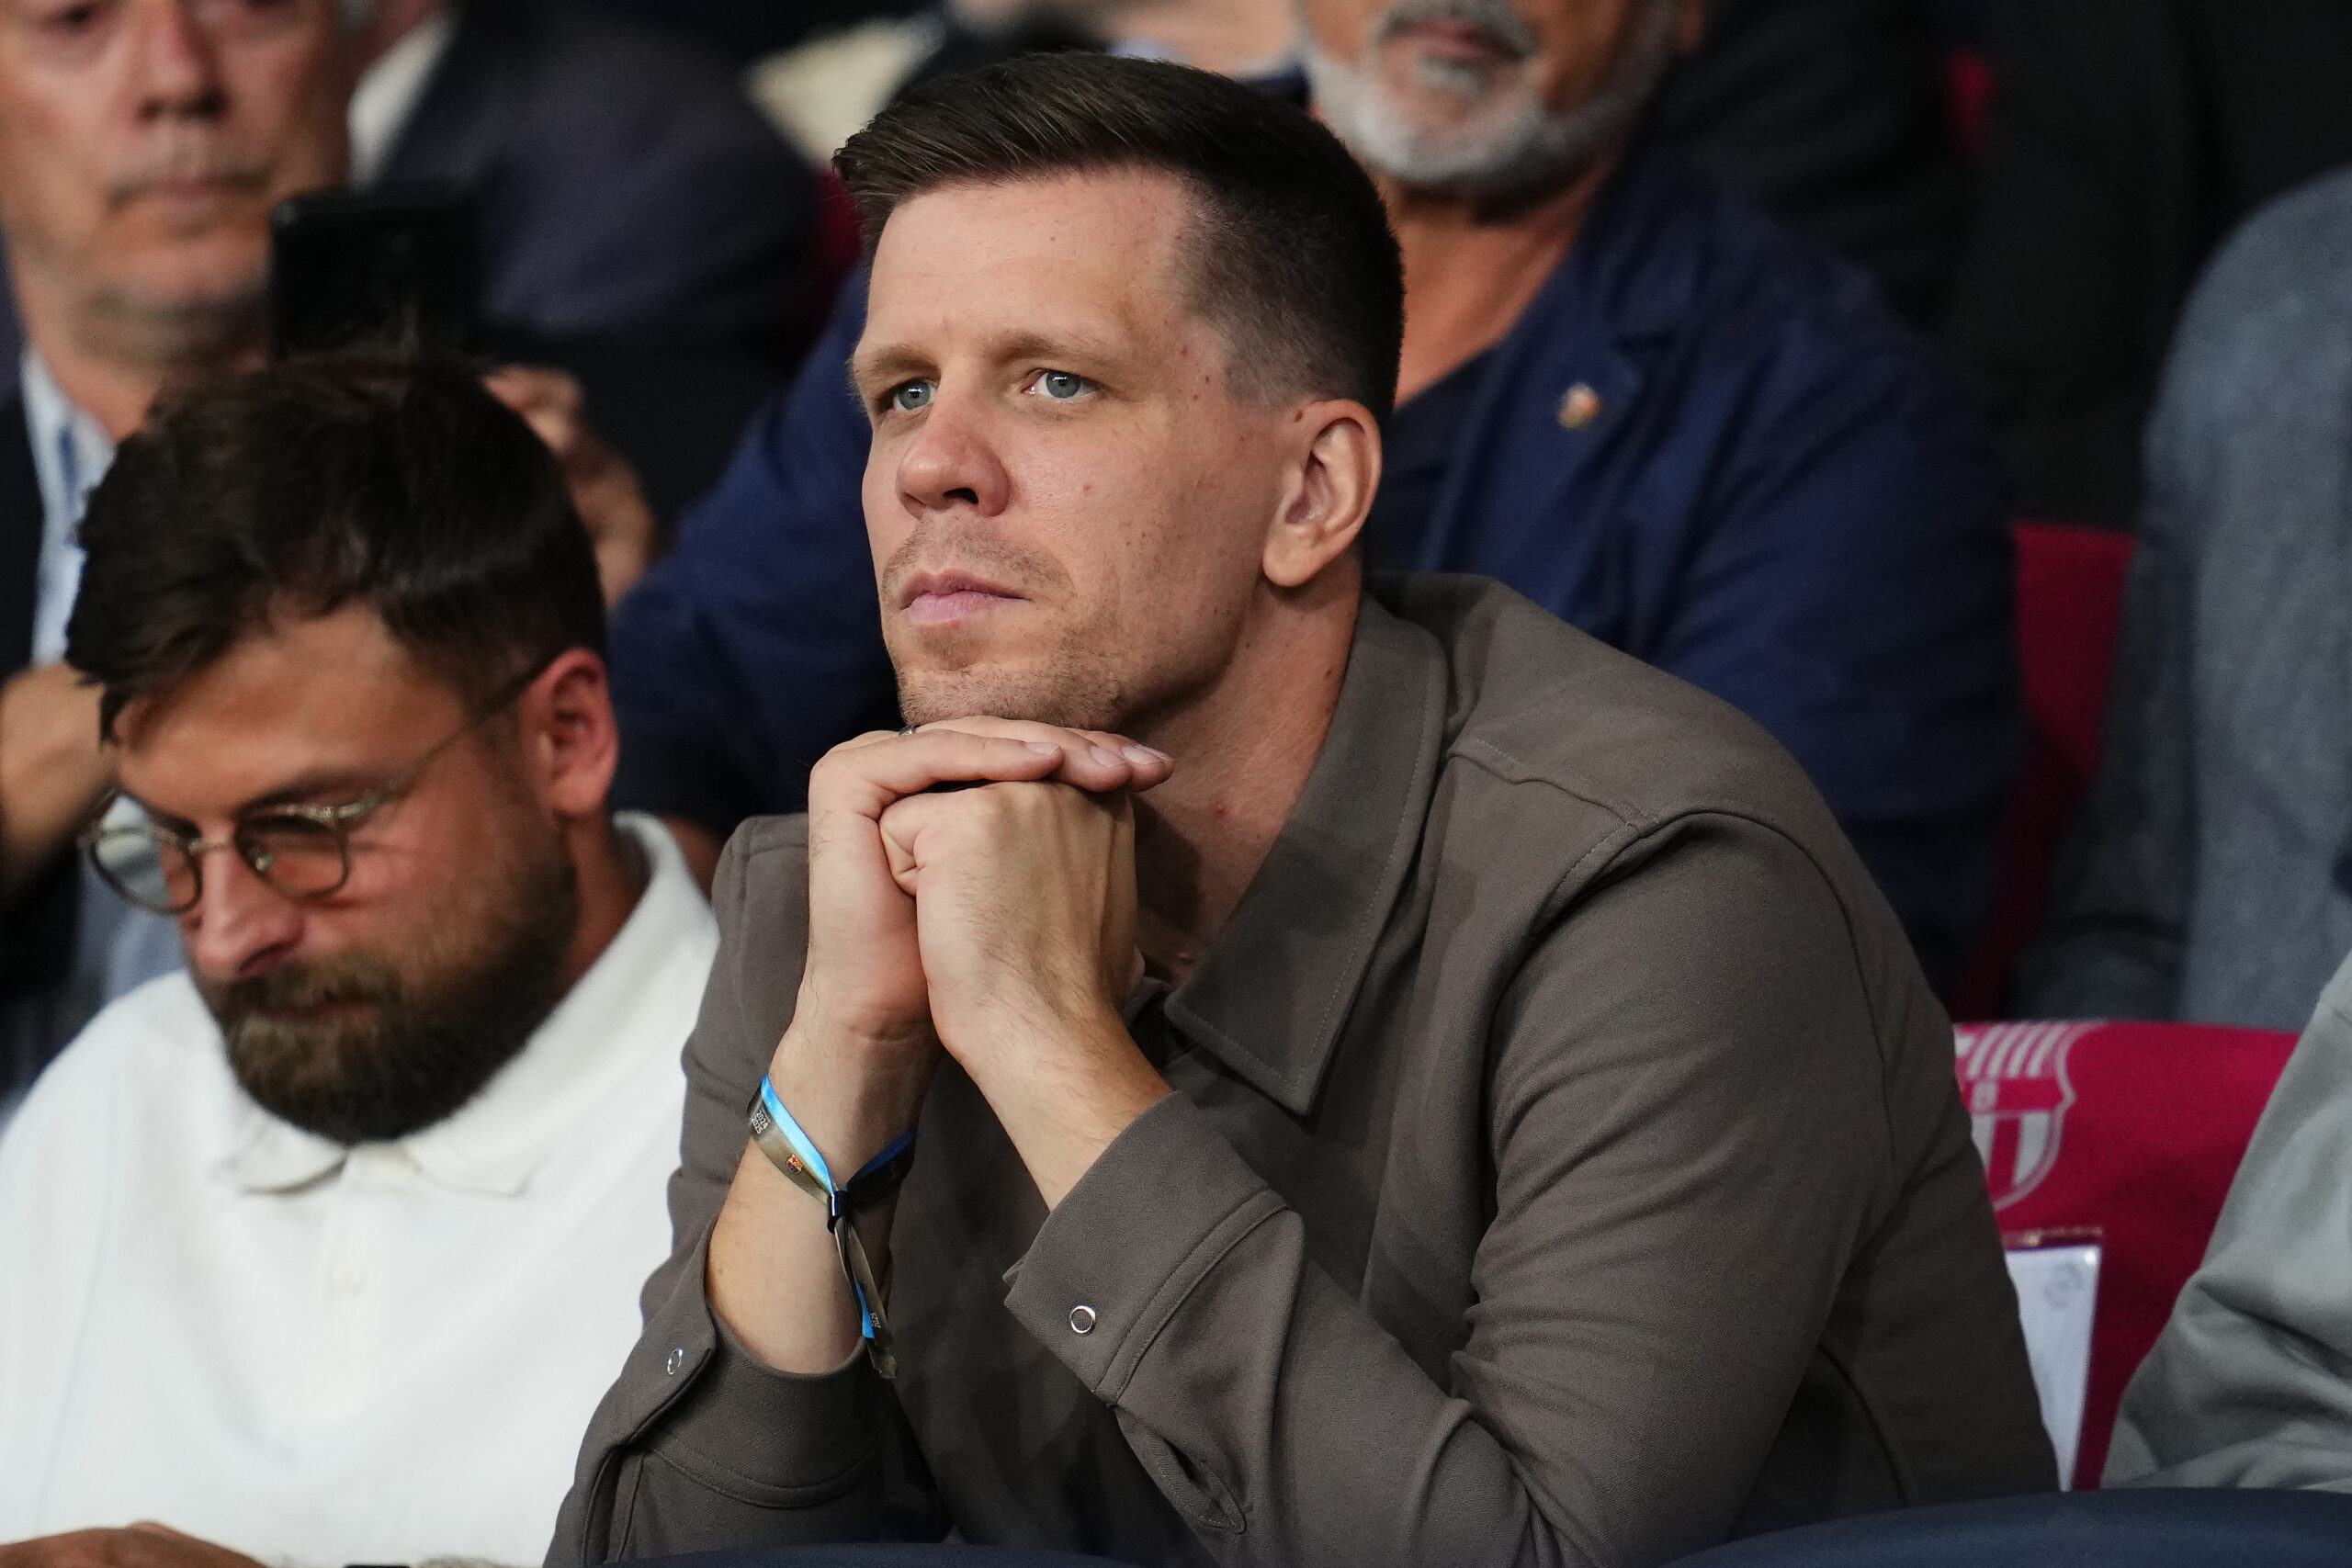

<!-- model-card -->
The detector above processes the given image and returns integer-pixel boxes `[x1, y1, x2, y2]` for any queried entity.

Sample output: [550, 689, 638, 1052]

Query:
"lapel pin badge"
[1557, 382, 1604, 430]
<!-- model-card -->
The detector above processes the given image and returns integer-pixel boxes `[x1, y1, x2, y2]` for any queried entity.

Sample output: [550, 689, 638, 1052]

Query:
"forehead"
[860, 168, 1205, 363]
[114, 604, 461, 799]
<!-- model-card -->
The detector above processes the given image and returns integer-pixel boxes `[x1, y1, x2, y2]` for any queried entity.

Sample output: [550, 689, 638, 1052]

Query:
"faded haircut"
[836, 52, 1405, 419]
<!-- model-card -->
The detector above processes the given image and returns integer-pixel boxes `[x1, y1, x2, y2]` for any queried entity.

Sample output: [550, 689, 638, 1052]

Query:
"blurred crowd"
[3, 0, 2352, 1562]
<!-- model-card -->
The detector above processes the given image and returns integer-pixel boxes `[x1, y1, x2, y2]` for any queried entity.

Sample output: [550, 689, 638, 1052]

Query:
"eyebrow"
[126, 767, 388, 833]
[849, 344, 933, 395]
[849, 328, 1130, 393]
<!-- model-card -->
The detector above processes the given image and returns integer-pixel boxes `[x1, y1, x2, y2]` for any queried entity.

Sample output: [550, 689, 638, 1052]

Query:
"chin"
[896, 658, 1128, 733]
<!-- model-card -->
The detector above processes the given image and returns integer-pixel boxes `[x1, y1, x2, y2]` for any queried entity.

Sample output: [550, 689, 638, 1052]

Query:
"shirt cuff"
[1003, 1092, 1285, 1402]
[645, 1232, 885, 1499]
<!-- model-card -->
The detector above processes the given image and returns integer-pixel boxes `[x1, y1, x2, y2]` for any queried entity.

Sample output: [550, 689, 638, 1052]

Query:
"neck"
[9, 264, 267, 442]
[557, 814, 650, 990]
[1126, 565, 1361, 980]
[1383, 148, 1620, 404]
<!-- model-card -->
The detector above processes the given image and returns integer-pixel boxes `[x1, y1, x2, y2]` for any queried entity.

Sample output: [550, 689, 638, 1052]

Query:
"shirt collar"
[219, 814, 711, 1196]
[22, 349, 112, 521]
[348, 3, 459, 185]
[1159, 588, 1449, 1115]
[19, 349, 115, 665]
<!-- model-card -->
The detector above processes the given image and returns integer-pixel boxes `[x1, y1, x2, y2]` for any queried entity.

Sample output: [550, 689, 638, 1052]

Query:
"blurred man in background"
[2021, 167, 2352, 1032]
[610, 0, 2019, 986]
[0, 0, 352, 1100]
[0, 356, 716, 1565]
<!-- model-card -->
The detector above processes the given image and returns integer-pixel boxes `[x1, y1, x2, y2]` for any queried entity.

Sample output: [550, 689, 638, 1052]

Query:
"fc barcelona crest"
[1955, 1021, 2092, 1210]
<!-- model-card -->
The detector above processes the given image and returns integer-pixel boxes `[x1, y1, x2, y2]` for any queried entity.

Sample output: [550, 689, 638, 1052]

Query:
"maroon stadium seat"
[1949, 523, 2135, 1020]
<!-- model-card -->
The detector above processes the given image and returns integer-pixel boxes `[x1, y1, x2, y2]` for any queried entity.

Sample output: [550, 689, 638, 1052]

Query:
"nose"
[130, 0, 230, 120]
[893, 388, 1012, 522]
[181, 846, 303, 984]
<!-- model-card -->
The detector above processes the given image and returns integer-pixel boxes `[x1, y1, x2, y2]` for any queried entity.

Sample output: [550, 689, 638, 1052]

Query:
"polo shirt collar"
[219, 814, 698, 1197]
[1161, 589, 1448, 1115]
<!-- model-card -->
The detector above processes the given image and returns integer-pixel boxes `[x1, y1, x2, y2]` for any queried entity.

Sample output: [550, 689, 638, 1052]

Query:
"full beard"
[1303, 0, 1680, 207]
[197, 841, 582, 1147]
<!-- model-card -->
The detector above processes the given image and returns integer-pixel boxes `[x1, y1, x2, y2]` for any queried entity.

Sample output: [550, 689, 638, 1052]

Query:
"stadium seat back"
[1955, 1021, 2298, 1487]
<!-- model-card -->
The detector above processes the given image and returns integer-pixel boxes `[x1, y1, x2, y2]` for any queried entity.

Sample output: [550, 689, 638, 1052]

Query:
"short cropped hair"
[67, 354, 605, 740]
[837, 53, 1405, 419]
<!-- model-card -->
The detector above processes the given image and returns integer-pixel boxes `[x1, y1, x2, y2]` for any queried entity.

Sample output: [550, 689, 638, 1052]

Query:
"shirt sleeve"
[605, 278, 903, 836]
[2106, 954, 2352, 1488]
[1001, 812, 1931, 1567]
[548, 818, 921, 1562]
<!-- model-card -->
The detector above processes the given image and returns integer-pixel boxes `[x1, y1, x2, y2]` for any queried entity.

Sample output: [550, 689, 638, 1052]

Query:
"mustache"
[107, 140, 271, 209]
[198, 951, 405, 1025]
[1374, 0, 1540, 59]
[880, 525, 1070, 610]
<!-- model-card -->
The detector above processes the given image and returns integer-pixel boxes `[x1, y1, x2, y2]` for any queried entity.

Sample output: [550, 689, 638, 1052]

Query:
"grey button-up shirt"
[551, 576, 2052, 1568]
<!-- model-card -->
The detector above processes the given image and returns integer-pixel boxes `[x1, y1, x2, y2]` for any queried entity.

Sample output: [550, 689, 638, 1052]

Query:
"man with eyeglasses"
[0, 0, 687, 1111]
[0, 355, 718, 1568]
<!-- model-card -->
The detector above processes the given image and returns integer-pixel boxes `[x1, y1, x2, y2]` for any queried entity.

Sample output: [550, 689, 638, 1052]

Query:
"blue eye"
[1037, 370, 1088, 400]
[891, 381, 934, 412]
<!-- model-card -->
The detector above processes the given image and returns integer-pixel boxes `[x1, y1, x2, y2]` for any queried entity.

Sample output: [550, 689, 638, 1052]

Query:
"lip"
[1388, 18, 1524, 65]
[898, 570, 1029, 627]
[137, 175, 240, 199]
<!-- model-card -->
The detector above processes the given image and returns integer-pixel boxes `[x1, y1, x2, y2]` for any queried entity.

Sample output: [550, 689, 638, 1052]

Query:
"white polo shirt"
[0, 813, 718, 1564]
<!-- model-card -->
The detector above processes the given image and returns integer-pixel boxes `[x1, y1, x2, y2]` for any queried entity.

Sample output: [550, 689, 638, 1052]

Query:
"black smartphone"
[268, 186, 481, 359]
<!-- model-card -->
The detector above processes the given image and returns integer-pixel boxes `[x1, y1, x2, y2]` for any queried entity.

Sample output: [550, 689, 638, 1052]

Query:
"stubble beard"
[196, 824, 582, 1147]
[895, 646, 1130, 733]
[884, 525, 1134, 731]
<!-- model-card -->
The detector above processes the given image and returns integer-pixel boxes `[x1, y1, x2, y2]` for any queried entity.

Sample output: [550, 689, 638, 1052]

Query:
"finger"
[481, 367, 551, 415]
[821, 728, 1153, 808]
[899, 718, 1173, 791]
[810, 730, 1067, 825]
[482, 364, 582, 412]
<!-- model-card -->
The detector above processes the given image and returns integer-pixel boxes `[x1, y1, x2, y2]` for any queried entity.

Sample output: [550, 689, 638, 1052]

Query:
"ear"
[1264, 400, 1381, 591]
[516, 649, 618, 821]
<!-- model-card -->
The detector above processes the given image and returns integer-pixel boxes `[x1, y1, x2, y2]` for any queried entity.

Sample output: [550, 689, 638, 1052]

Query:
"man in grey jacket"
[2021, 164, 2352, 1031]
[552, 54, 2050, 1567]
[2109, 941, 2352, 1485]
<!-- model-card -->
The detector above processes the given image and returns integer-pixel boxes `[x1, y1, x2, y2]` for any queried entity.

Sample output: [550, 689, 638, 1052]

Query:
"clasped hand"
[776, 717, 1177, 1208]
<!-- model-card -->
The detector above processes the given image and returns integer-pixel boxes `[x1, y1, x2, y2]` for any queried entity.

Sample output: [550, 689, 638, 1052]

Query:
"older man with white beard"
[601, 0, 2020, 993]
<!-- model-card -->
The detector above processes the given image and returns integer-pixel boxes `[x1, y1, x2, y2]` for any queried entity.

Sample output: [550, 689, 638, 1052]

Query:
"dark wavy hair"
[66, 352, 605, 739]
[837, 52, 1405, 419]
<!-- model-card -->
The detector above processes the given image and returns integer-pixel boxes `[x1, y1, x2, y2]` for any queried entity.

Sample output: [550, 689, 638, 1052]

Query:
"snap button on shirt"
[1069, 1305, 1097, 1336]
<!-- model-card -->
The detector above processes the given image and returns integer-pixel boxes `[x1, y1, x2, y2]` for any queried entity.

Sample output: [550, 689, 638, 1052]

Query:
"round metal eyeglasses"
[81, 659, 552, 918]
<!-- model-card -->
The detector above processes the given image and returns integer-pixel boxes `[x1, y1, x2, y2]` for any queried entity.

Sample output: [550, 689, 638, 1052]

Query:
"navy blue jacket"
[608, 143, 2020, 980]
